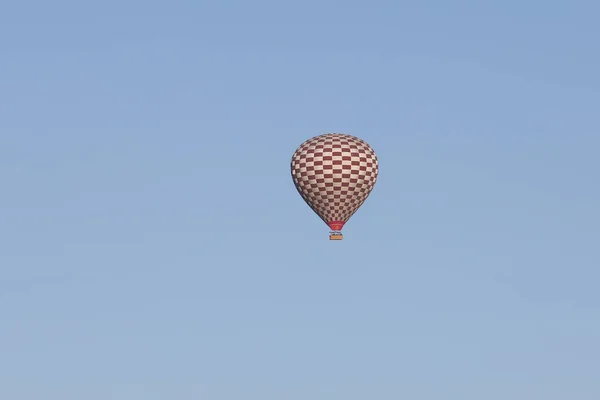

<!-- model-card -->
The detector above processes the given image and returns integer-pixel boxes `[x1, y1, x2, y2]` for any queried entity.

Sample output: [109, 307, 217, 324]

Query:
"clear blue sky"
[1, 1, 599, 398]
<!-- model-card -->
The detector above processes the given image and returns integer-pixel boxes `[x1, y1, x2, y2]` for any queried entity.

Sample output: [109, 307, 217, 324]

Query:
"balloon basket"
[329, 231, 343, 240]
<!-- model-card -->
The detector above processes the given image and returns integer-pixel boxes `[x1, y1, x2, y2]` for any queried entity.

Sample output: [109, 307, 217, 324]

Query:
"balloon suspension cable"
[329, 231, 343, 240]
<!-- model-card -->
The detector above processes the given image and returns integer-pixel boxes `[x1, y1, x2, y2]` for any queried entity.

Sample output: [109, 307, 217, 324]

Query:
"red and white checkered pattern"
[291, 133, 379, 230]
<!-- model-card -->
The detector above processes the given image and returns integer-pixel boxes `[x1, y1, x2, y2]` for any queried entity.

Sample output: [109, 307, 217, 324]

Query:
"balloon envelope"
[290, 133, 379, 234]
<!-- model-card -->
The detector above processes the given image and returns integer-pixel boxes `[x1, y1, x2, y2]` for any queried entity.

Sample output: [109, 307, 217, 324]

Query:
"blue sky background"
[1, 1, 599, 399]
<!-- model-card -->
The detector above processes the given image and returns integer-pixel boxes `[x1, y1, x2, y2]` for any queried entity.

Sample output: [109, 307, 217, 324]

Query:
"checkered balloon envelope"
[290, 133, 379, 240]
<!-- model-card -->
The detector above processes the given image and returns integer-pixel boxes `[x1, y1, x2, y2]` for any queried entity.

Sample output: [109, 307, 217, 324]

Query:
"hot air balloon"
[290, 133, 379, 240]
